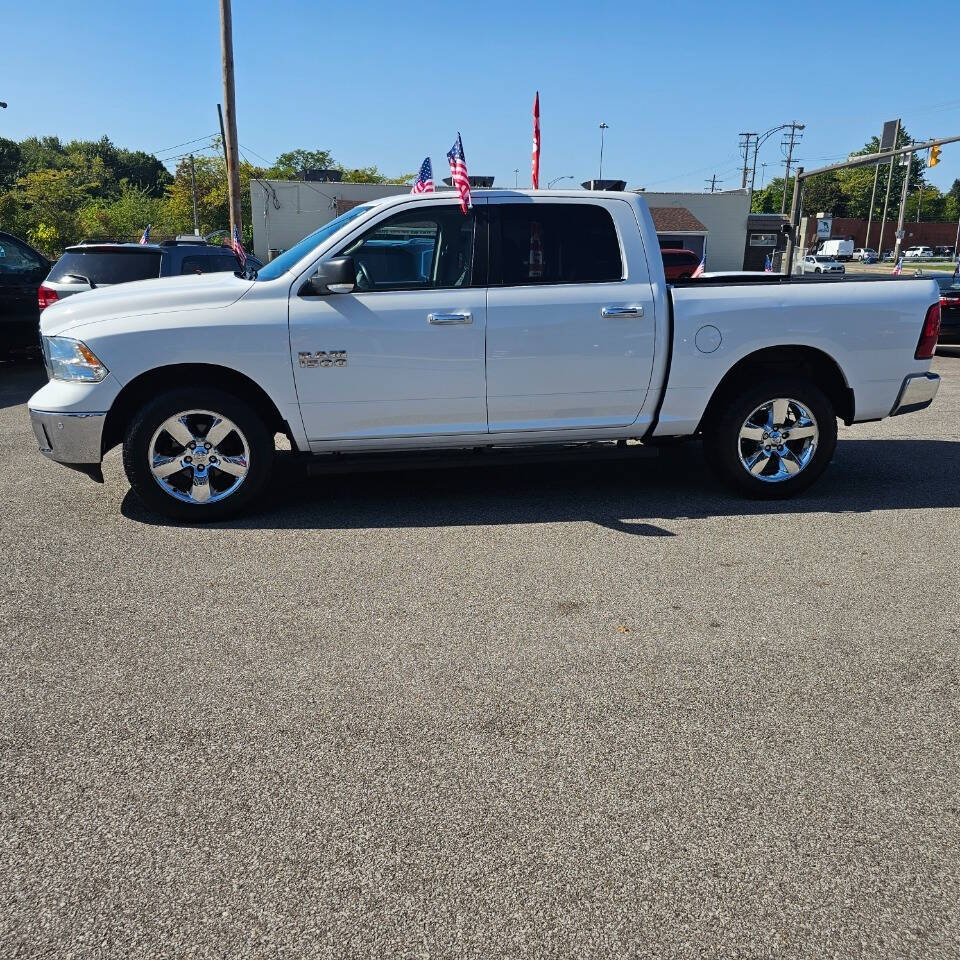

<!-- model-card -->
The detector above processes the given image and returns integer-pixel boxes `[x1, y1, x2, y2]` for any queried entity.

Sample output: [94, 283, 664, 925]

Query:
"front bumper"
[891, 373, 941, 416]
[30, 408, 107, 467]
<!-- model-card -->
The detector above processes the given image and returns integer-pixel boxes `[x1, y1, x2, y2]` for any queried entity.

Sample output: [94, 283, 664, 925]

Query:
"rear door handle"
[601, 305, 644, 318]
[428, 312, 473, 325]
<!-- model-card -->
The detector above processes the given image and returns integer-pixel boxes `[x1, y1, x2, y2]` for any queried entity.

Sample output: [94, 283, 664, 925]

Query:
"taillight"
[915, 301, 941, 360]
[37, 285, 58, 310]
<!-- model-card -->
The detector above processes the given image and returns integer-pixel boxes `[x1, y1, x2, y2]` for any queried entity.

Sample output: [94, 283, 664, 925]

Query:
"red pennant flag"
[532, 91, 540, 189]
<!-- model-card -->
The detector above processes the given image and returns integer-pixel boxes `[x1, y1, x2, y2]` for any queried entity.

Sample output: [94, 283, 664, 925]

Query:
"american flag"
[231, 224, 247, 267]
[953, 259, 959, 278]
[411, 157, 434, 194]
[446, 133, 472, 215]
[692, 253, 705, 278]
[139, 225, 151, 244]
[892, 256, 903, 276]
[764, 254, 773, 272]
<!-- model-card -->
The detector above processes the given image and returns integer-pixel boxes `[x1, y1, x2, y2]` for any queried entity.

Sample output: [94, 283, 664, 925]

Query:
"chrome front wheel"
[737, 398, 819, 483]
[123, 387, 273, 522]
[149, 409, 251, 504]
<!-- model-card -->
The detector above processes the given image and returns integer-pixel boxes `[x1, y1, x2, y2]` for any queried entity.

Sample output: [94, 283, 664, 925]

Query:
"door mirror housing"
[301, 256, 356, 296]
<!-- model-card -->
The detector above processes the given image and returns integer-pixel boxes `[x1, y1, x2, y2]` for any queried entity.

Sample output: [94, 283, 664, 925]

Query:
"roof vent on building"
[582, 179, 627, 191]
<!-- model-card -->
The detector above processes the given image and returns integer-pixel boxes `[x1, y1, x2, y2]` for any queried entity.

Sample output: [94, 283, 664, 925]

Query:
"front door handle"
[601, 305, 644, 318]
[428, 312, 473, 325]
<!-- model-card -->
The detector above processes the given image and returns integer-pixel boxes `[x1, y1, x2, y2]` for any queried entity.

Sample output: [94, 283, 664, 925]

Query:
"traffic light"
[929, 143, 942, 167]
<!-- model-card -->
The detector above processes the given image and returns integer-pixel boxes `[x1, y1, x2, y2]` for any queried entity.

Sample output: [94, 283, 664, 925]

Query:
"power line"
[151, 133, 219, 156]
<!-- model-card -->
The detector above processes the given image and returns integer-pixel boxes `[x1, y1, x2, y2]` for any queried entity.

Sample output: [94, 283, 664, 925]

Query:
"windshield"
[814, 256, 833, 262]
[936, 277, 960, 292]
[256, 206, 373, 280]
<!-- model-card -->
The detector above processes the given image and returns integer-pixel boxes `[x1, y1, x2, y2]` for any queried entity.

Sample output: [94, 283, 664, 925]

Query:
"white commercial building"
[250, 179, 752, 272]
[249, 180, 419, 261]
[634, 189, 752, 272]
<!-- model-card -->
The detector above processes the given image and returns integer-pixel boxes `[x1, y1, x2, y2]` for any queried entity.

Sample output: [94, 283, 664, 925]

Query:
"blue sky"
[4, 0, 960, 193]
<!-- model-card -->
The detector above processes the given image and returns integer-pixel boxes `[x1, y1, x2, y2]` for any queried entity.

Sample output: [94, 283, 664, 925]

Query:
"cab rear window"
[48, 250, 162, 284]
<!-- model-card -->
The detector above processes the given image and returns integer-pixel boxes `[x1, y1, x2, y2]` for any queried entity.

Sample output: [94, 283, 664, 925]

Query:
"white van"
[818, 239, 854, 261]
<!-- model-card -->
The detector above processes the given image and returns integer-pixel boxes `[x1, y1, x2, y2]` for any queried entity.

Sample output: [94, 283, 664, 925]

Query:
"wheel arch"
[699, 345, 855, 430]
[102, 363, 294, 455]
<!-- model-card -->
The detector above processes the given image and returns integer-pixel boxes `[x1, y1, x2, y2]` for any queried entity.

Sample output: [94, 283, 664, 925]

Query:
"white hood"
[40, 272, 255, 337]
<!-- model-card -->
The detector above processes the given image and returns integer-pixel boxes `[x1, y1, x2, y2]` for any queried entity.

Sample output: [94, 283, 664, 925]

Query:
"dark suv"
[1, 231, 51, 356]
[39, 237, 256, 309]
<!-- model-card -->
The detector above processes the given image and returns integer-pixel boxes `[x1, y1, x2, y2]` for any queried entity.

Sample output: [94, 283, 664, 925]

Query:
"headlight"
[43, 337, 109, 382]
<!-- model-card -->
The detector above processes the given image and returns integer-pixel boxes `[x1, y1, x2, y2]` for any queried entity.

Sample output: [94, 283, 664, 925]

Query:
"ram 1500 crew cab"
[28, 190, 942, 521]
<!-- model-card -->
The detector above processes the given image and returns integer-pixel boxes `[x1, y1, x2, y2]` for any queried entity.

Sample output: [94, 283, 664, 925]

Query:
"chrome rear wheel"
[737, 397, 818, 483]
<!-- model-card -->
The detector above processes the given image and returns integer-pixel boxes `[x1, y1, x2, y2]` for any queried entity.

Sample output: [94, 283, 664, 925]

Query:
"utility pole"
[219, 0, 242, 239]
[598, 122, 609, 181]
[893, 153, 912, 263]
[780, 122, 805, 215]
[739, 133, 756, 189]
[759, 162, 769, 188]
[189, 154, 200, 235]
[783, 166, 804, 274]
[705, 174, 723, 193]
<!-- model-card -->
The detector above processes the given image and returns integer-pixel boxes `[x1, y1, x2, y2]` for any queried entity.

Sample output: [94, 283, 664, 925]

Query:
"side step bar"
[304, 440, 659, 477]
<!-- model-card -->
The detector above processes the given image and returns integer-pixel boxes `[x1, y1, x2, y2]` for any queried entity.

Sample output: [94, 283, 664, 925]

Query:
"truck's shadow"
[121, 437, 960, 535]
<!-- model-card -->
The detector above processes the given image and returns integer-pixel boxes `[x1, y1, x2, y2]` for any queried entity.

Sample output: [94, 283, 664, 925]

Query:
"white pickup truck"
[28, 190, 942, 521]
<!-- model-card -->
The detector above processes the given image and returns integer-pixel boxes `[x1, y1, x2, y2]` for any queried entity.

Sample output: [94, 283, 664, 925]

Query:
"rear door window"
[48, 250, 162, 284]
[491, 203, 623, 285]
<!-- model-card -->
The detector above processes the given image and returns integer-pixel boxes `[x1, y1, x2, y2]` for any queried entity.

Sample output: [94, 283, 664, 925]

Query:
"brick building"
[803, 217, 959, 252]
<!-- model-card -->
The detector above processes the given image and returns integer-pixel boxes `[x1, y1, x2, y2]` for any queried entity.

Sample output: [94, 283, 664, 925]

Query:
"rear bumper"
[30, 408, 106, 465]
[890, 373, 941, 416]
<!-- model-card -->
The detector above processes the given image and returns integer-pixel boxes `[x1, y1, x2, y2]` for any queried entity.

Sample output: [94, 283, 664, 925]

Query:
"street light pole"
[547, 175, 574, 188]
[598, 123, 609, 182]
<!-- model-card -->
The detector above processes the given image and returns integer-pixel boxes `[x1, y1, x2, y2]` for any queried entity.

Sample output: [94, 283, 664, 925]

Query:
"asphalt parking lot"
[2, 355, 959, 959]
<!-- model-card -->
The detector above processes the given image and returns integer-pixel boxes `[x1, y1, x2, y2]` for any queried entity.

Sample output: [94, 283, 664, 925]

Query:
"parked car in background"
[935, 275, 960, 345]
[881, 249, 895, 262]
[904, 246, 934, 260]
[0, 231, 51, 357]
[934, 246, 955, 259]
[853, 247, 878, 263]
[801, 255, 845, 275]
[660, 248, 701, 280]
[38, 237, 250, 309]
[818, 239, 854, 261]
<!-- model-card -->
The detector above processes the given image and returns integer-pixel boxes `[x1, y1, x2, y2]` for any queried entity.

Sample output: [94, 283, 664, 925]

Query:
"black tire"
[122, 386, 273, 521]
[703, 375, 837, 500]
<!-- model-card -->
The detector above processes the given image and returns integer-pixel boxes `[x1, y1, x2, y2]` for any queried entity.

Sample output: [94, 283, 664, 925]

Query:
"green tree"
[0, 138, 21, 190]
[78, 184, 176, 241]
[3, 167, 95, 254]
[904, 185, 945, 222]
[268, 148, 335, 179]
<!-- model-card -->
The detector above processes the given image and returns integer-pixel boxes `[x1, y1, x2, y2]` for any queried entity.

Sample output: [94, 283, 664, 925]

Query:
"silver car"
[801, 255, 845, 275]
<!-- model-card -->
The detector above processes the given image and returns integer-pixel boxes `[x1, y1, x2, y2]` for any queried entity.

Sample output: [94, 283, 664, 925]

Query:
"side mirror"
[301, 256, 355, 296]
